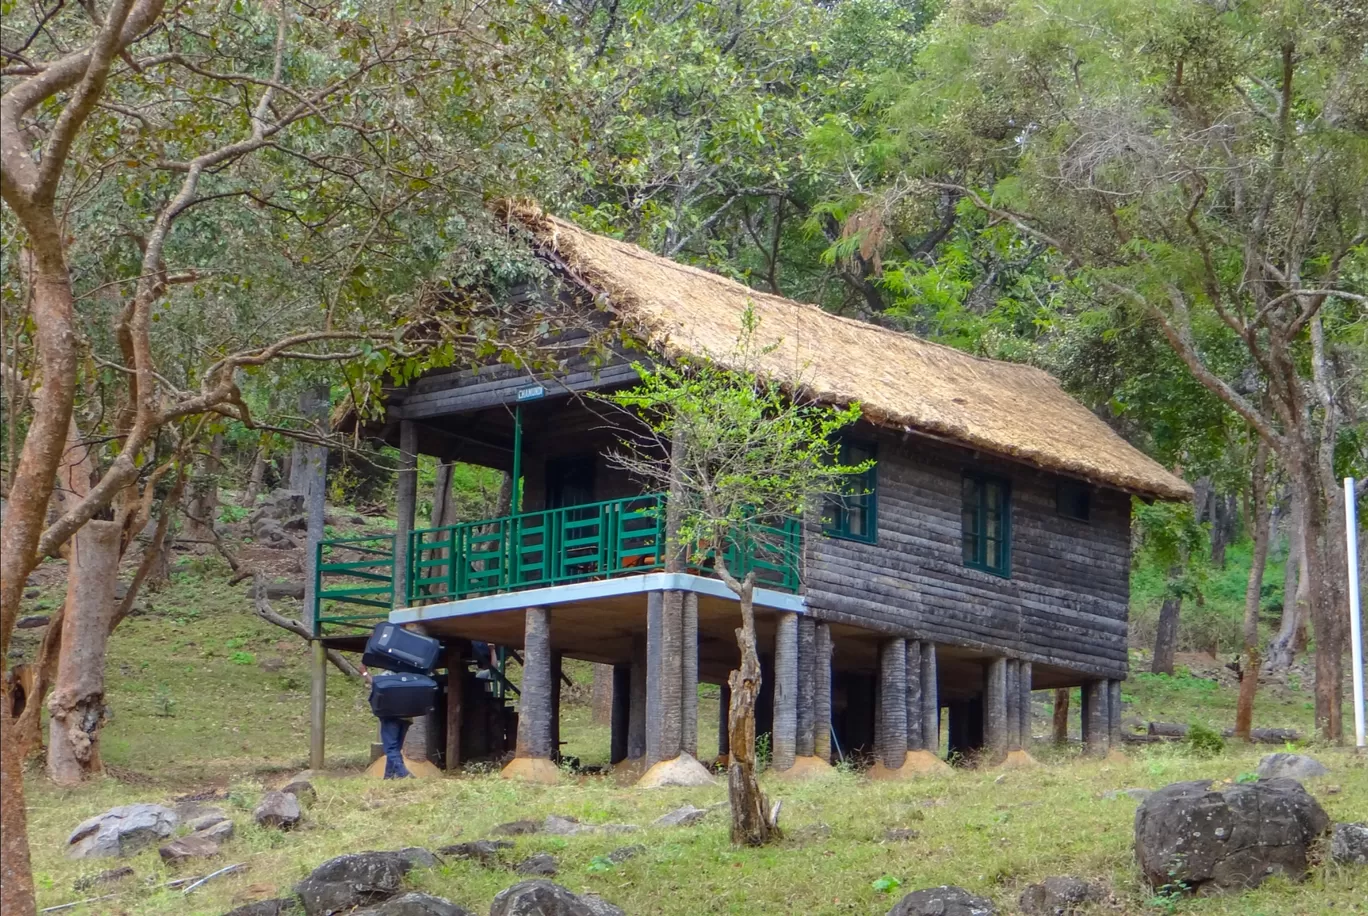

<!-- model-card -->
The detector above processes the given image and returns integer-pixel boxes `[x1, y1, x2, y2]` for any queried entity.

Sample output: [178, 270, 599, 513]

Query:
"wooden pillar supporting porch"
[984, 656, 1009, 764]
[1107, 679, 1123, 753]
[1082, 679, 1108, 757]
[904, 640, 923, 751]
[717, 681, 731, 762]
[681, 593, 699, 758]
[627, 635, 646, 763]
[1005, 660, 1021, 751]
[875, 637, 907, 769]
[550, 651, 563, 763]
[771, 610, 799, 772]
[814, 623, 832, 764]
[796, 616, 816, 758]
[501, 607, 559, 783]
[921, 642, 939, 755]
[610, 664, 631, 765]
[1018, 662, 1033, 751]
[444, 639, 468, 772]
[644, 590, 665, 765]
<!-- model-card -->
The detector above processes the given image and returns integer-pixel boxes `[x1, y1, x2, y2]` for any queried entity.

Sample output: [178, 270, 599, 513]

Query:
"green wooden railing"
[312, 494, 801, 634]
[313, 533, 396, 637]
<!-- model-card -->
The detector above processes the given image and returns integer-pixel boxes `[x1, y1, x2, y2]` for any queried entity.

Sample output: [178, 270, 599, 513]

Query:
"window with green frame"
[961, 473, 1010, 576]
[824, 440, 878, 543]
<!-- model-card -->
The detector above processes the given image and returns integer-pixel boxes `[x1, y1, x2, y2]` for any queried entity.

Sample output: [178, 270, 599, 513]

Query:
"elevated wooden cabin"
[317, 204, 1191, 778]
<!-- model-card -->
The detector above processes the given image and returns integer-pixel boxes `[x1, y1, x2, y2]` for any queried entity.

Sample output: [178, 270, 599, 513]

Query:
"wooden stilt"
[905, 640, 923, 751]
[645, 591, 665, 764]
[445, 640, 467, 772]
[681, 592, 699, 758]
[877, 637, 907, 768]
[717, 681, 731, 761]
[610, 664, 631, 765]
[309, 640, 326, 770]
[1083, 680, 1107, 757]
[1107, 679, 1123, 751]
[985, 657, 1008, 762]
[1005, 660, 1021, 751]
[796, 616, 816, 758]
[659, 592, 683, 760]
[1019, 661, 1033, 750]
[814, 623, 832, 762]
[628, 635, 646, 760]
[502, 606, 558, 783]
[920, 642, 939, 755]
[772, 611, 799, 771]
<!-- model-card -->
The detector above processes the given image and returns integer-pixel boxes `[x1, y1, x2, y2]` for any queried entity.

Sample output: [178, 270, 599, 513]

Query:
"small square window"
[1057, 480, 1091, 522]
[962, 473, 1011, 576]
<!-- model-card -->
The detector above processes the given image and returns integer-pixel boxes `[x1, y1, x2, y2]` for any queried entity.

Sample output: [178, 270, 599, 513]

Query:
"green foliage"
[1184, 722, 1226, 757]
[606, 307, 868, 574]
[872, 875, 903, 894]
[228, 651, 256, 666]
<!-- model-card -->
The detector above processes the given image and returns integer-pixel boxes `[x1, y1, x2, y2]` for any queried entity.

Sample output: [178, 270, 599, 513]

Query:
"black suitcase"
[362, 622, 441, 675]
[369, 673, 438, 719]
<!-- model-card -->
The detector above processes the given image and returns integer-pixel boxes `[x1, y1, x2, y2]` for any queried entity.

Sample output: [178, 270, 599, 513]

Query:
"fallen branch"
[182, 862, 245, 895]
[252, 572, 359, 678]
[1143, 722, 1301, 744]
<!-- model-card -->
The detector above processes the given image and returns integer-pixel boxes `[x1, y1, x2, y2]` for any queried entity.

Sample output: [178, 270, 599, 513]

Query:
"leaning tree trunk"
[46, 519, 121, 785]
[241, 442, 268, 507]
[1234, 443, 1271, 742]
[716, 560, 773, 846]
[185, 433, 223, 543]
[1152, 565, 1183, 675]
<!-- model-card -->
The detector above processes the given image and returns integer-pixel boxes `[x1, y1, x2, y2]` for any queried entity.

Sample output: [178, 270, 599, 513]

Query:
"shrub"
[1185, 722, 1224, 757]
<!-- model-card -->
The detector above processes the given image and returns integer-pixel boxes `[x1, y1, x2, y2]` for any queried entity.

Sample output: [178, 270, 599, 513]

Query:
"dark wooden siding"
[804, 429, 1132, 679]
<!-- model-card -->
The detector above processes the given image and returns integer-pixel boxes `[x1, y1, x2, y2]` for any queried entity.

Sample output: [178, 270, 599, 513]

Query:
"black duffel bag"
[369, 672, 438, 719]
[362, 622, 440, 675]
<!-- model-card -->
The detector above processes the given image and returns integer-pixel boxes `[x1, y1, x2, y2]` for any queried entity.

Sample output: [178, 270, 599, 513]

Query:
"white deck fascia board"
[390, 572, 805, 624]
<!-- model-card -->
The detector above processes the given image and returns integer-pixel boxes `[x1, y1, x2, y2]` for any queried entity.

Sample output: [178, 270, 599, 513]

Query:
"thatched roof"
[500, 203, 1192, 501]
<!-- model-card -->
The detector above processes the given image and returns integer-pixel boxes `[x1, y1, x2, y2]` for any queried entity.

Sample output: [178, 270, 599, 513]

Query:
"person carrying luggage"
[361, 662, 413, 778]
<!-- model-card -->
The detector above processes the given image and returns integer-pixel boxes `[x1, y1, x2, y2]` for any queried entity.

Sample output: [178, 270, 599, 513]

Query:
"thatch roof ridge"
[501, 201, 1192, 501]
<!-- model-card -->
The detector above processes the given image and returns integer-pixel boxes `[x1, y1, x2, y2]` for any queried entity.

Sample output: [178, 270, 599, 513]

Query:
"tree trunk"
[1211, 492, 1237, 569]
[1295, 454, 1343, 741]
[46, 519, 121, 785]
[591, 664, 613, 726]
[1152, 565, 1183, 675]
[1, 693, 37, 915]
[1051, 688, 1069, 745]
[185, 433, 223, 543]
[431, 462, 456, 528]
[717, 560, 773, 846]
[241, 443, 267, 507]
[1265, 491, 1308, 673]
[1234, 443, 1271, 742]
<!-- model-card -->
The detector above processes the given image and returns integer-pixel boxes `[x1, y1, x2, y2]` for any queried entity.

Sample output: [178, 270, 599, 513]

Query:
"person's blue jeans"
[379, 717, 412, 779]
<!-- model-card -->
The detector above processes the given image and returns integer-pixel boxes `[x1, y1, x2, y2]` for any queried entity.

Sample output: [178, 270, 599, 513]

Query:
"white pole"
[1346, 477, 1365, 749]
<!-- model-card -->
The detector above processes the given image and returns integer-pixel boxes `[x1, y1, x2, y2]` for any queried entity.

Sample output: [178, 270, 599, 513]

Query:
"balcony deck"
[312, 492, 802, 643]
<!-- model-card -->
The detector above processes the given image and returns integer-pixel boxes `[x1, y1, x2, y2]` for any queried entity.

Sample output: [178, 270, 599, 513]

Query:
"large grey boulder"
[489, 881, 625, 916]
[1018, 876, 1104, 915]
[66, 804, 179, 859]
[1256, 753, 1329, 780]
[887, 886, 996, 916]
[254, 791, 303, 830]
[1134, 778, 1329, 893]
[1331, 822, 1368, 865]
[351, 893, 474, 916]
[295, 852, 409, 916]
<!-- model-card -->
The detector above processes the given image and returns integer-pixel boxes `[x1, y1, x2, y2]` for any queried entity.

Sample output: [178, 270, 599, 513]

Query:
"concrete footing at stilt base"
[868, 749, 952, 780]
[995, 749, 1040, 770]
[636, 753, 715, 788]
[773, 755, 836, 780]
[500, 756, 561, 784]
[365, 755, 443, 779]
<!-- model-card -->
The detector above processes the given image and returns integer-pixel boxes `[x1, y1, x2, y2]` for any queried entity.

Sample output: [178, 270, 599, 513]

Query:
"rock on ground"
[437, 840, 512, 867]
[295, 851, 410, 916]
[606, 846, 643, 864]
[1331, 823, 1368, 865]
[635, 753, 715, 788]
[186, 812, 230, 832]
[254, 791, 303, 830]
[1018, 876, 1104, 915]
[66, 804, 179, 859]
[1134, 778, 1329, 893]
[281, 780, 317, 805]
[393, 847, 439, 870]
[489, 880, 625, 916]
[515, 853, 558, 876]
[1256, 753, 1329, 780]
[221, 900, 301, 916]
[351, 893, 475, 916]
[159, 833, 223, 864]
[653, 805, 708, 828]
[887, 885, 997, 916]
[491, 819, 541, 836]
[196, 819, 235, 843]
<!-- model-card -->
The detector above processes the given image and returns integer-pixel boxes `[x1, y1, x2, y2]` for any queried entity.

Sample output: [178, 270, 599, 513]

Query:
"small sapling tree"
[606, 307, 869, 846]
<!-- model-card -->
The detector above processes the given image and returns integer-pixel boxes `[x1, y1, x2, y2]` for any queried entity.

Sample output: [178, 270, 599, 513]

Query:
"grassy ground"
[12, 548, 1366, 915]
